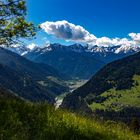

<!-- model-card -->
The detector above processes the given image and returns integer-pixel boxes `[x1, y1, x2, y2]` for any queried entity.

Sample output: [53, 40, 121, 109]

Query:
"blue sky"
[25, 0, 140, 46]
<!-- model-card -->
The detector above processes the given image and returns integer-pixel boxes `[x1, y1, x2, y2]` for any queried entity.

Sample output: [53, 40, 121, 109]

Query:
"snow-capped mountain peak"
[115, 45, 140, 54]
[2, 43, 140, 57]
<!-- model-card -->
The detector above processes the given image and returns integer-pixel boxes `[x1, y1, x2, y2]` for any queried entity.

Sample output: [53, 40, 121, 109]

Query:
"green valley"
[89, 75, 140, 111]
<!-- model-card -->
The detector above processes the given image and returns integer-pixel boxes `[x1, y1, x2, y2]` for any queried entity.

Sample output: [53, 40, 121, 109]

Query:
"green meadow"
[0, 98, 140, 140]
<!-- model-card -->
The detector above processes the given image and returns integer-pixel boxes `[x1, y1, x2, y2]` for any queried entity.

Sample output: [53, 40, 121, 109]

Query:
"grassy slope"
[0, 99, 140, 140]
[90, 75, 140, 111]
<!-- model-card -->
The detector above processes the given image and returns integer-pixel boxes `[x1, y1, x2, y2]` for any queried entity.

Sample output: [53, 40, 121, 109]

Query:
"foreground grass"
[0, 99, 139, 140]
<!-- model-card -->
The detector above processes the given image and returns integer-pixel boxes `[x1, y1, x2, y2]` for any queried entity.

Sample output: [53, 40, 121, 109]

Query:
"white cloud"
[129, 33, 140, 45]
[40, 20, 97, 43]
[129, 33, 140, 41]
[94, 36, 140, 47]
[93, 37, 133, 47]
[117, 38, 134, 46]
[95, 37, 113, 47]
[40, 20, 140, 48]
[27, 43, 38, 50]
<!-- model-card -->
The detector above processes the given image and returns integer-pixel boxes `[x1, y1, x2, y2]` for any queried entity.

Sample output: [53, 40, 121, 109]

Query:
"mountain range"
[1, 43, 140, 123]
[7, 43, 140, 79]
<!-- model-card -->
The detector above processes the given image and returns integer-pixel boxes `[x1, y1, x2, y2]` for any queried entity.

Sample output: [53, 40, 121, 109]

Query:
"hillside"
[0, 47, 68, 80]
[0, 63, 56, 103]
[0, 96, 139, 140]
[61, 52, 140, 122]
[0, 48, 69, 102]
[0, 88, 21, 100]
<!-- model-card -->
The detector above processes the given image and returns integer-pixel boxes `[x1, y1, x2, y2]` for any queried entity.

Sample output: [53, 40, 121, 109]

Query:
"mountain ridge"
[6, 43, 140, 56]
[5, 43, 140, 79]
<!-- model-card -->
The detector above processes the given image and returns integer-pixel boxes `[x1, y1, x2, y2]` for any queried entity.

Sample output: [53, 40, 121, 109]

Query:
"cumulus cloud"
[93, 37, 134, 47]
[27, 43, 38, 50]
[116, 38, 134, 46]
[40, 20, 97, 43]
[40, 20, 140, 48]
[95, 35, 140, 47]
[129, 33, 140, 45]
[95, 37, 113, 47]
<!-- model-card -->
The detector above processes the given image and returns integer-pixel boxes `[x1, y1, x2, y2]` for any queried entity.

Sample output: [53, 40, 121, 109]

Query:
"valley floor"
[55, 79, 87, 108]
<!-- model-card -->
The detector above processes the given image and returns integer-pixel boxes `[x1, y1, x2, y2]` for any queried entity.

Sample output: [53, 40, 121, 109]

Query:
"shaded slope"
[0, 48, 69, 98]
[61, 52, 140, 119]
[0, 88, 21, 100]
[0, 64, 55, 103]
[72, 51, 140, 97]
[0, 47, 67, 80]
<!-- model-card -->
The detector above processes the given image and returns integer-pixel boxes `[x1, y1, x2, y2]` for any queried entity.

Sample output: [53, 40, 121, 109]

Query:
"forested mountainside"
[0, 48, 69, 103]
[61, 52, 140, 122]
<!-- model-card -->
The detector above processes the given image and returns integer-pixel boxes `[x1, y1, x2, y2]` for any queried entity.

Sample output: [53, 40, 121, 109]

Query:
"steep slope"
[0, 98, 139, 140]
[61, 52, 140, 122]
[0, 48, 69, 102]
[24, 44, 105, 79]
[0, 88, 21, 100]
[0, 47, 68, 80]
[0, 63, 55, 103]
